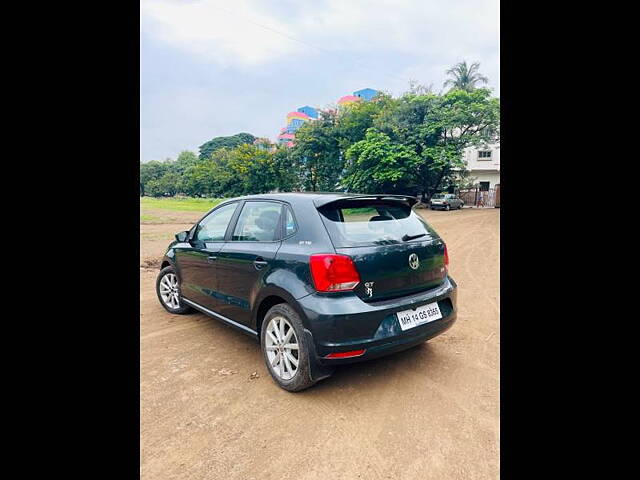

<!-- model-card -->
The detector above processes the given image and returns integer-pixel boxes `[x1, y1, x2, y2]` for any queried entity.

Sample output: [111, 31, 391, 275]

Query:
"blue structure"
[353, 88, 378, 101]
[288, 118, 305, 132]
[276, 90, 377, 147]
[297, 105, 318, 119]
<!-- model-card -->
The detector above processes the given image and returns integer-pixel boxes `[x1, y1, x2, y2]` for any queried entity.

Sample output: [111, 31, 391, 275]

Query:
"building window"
[478, 151, 492, 160]
[481, 126, 496, 139]
[479, 181, 490, 191]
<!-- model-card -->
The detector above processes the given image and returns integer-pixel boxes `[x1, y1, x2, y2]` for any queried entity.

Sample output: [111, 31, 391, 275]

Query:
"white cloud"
[141, 0, 307, 67]
[141, 0, 499, 70]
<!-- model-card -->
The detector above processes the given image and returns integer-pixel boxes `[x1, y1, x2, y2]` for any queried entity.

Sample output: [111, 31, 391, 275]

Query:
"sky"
[140, 0, 500, 162]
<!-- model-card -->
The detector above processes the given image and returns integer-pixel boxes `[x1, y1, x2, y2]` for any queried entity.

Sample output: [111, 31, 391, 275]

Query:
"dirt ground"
[140, 207, 500, 480]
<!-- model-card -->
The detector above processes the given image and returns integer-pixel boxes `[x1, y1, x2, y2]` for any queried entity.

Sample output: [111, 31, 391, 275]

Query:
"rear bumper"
[316, 314, 456, 365]
[297, 276, 457, 366]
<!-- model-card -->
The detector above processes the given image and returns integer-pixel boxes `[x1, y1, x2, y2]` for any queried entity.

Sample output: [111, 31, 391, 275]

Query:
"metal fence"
[458, 185, 500, 208]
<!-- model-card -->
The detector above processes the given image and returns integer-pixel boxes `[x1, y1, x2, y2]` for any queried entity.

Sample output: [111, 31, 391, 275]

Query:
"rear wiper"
[402, 233, 426, 242]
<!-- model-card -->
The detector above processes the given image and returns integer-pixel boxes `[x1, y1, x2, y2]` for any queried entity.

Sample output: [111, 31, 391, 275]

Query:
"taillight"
[443, 244, 449, 272]
[309, 254, 360, 292]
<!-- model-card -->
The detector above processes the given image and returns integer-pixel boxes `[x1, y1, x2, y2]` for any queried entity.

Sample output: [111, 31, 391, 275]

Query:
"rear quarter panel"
[258, 200, 336, 330]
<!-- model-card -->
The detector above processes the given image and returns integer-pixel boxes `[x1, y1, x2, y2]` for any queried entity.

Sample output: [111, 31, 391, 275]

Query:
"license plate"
[396, 302, 443, 331]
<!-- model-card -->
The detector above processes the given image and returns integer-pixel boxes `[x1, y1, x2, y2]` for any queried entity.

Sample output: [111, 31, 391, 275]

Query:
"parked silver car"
[430, 193, 464, 210]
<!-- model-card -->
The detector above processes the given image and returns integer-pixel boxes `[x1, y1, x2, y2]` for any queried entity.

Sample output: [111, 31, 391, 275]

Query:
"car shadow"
[302, 342, 441, 395]
[188, 310, 446, 393]
[190, 310, 261, 348]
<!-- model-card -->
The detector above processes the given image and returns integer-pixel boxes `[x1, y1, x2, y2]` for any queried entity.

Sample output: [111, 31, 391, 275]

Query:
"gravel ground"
[140, 207, 500, 480]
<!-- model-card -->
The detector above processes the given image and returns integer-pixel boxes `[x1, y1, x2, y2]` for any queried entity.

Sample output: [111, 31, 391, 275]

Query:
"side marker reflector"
[325, 349, 366, 359]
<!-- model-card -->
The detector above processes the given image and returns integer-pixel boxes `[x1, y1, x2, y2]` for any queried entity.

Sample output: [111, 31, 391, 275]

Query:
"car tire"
[156, 265, 193, 314]
[261, 303, 315, 392]
[445, 205, 450, 211]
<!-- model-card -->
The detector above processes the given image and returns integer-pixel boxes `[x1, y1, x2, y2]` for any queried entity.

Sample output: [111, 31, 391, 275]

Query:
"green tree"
[371, 87, 499, 199]
[145, 171, 181, 197]
[189, 147, 243, 197]
[450, 168, 477, 191]
[178, 161, 212, 197]
[291, 110, 342, 191]
[343, 129, 420, 193]
[443, 61, 489, 92]
[145, 179, 162, 197]
[181, 144, 283, 198]
[173, 150, 199, 174]
[157, 172, 181, 196]
[423, 89, 499, 198]
[198, 132, 256, 160]
[334, 94, 390, 150]
[140, 160, 170, 196]
[226, 144, 279, 195]
[422, 88, 499, 196]
[272, 146, 300, 192]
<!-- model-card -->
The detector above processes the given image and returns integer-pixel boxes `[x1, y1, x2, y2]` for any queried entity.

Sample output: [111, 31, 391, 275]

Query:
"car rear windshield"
[317, 200, 436, 247]
[432, 194, 445, 199]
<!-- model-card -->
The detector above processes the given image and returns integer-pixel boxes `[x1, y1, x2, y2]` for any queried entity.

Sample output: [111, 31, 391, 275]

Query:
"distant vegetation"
[198, 132, 256, 160]
[140, 63, 499, 202]
[140, 197, 225, 212]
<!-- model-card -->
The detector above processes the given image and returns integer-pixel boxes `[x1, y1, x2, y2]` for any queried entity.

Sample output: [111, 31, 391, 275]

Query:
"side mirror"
[175, 231, 190, 242]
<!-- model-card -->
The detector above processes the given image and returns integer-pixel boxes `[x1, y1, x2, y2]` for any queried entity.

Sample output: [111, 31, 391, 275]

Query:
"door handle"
[254, 257, 268, 270]
[207, 255, 217, 264]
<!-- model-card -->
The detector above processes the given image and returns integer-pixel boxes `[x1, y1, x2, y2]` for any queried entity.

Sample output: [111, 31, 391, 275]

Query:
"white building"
[462, 143, 500, 190]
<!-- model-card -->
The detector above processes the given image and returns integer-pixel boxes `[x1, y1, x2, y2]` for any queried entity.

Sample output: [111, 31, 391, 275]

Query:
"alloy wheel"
[265, 316, 299, 380]
[159, 273, 181, 309]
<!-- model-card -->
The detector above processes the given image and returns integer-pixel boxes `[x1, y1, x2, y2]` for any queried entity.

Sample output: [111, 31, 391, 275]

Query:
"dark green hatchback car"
[156, 193, 457, 391]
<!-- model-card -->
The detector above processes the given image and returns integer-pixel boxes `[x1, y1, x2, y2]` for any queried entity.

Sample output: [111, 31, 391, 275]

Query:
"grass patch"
[140, 214, 163, 222]
[140, 231, 174, 240]
[140, 197, 225, 212]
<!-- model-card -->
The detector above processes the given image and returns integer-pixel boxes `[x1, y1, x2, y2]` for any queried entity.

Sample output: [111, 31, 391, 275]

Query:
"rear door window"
[318, 201, 436, 247]
[232, 201, 282, 242]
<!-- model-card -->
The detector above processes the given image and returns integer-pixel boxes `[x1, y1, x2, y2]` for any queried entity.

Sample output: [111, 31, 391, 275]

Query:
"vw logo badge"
[409, 253, 420, 270]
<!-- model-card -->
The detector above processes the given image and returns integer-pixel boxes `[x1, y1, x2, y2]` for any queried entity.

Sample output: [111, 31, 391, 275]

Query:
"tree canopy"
[443, 61, 489, 92]
[141, 63, 499, 200]
[198, 132, 256, 160]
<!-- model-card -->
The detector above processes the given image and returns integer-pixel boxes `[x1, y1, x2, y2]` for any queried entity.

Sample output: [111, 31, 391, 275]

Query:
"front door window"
[194, 202, 238, 242]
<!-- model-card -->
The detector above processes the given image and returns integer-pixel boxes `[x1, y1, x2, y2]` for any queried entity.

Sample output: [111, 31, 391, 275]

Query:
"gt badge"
[365, 282, 375, 298]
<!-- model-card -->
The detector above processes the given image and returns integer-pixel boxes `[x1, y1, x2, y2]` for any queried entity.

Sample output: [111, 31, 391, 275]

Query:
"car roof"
[223, 192, 419, 208]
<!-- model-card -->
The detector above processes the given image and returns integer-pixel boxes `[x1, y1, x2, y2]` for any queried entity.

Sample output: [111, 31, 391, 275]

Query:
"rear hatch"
[316, 197, 447, 302]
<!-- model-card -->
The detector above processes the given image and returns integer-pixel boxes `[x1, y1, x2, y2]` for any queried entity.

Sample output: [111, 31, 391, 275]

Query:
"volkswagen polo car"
[156, 193, 457, 391]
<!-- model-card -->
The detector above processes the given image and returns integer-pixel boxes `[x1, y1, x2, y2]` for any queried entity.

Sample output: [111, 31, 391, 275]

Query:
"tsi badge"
[364, 282, 375, 298]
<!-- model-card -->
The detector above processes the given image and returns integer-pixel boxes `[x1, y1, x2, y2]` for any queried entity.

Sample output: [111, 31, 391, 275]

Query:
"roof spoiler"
[313, 194, 419, 208]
